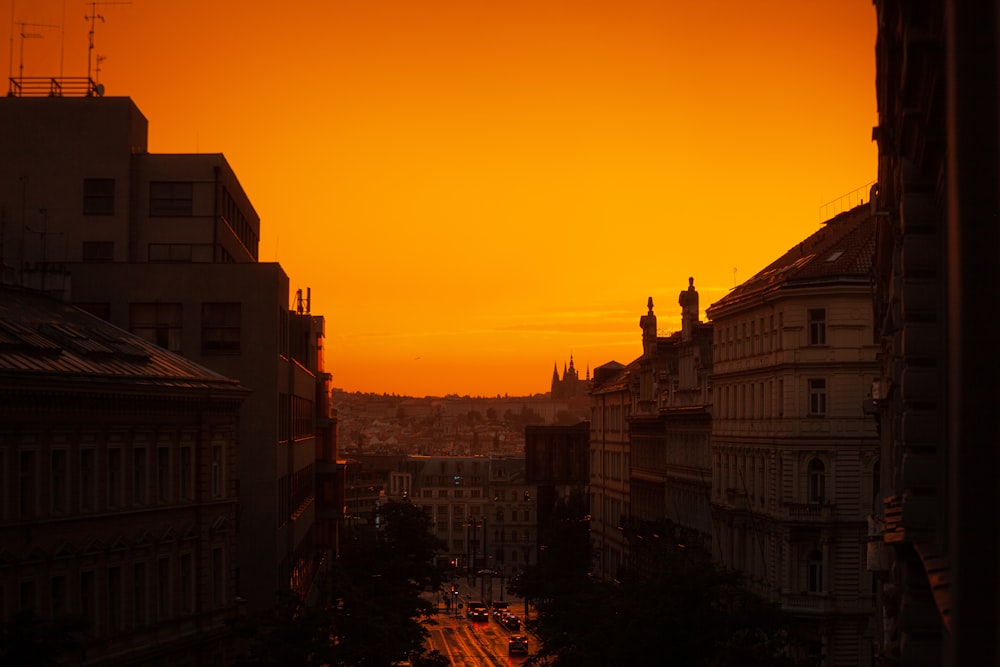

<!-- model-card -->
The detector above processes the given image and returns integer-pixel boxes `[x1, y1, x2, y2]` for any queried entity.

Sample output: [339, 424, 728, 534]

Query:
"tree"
[234, 500, 448, 667]
[515, 508, 797, 666]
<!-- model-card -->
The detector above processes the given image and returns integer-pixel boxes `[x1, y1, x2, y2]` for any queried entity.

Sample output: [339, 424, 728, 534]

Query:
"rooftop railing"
[7, 76, 103, 98]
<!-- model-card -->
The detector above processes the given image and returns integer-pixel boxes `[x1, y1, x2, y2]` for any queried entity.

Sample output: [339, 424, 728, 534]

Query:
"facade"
[629, 281, 714, 565]
[524, 422, 589, 572]
[0, 287, 248, 664]
[871, 2, 1000, 665]
[589, 281, 713, 582]
[706, 205, 880, 666]
[0, 93, 335, 612]
[405, 455, 536, 584]
[588, 359, 633, 581]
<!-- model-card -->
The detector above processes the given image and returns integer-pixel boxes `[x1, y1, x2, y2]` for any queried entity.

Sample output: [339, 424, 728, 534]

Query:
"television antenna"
[84, 0, 130, 85]
[13, 21, 58, 81]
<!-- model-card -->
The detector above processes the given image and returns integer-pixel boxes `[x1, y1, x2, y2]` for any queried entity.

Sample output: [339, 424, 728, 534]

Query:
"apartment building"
[871, 3, 1000, 664]
[706, 204, 880, 666]
[0, 287, 248, 664]
[588, 360, 632, 581]
[0, 92, 334, 612]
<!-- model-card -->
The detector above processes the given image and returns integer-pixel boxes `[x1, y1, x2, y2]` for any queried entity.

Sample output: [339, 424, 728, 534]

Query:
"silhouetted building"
[871, 3, 1000, 665]
[590, 280, 713, 582]
[550, 355, 588, 399]
[525, 422, 589, 571]
[0, 92, 335, 613]
[0, 287, 248, 664]
[707, 205, 880, 666]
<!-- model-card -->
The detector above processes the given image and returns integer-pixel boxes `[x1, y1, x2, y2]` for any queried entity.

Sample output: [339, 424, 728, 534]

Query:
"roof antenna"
[14, 21, 58, 82]
[84, 0, 130, 92]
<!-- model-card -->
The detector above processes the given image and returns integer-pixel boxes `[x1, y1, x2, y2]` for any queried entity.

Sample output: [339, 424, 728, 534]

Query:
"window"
[807, 549, 823, 592]
[808, 308, 826, 345]
[108, 566, 121, 630]
[51, 450, 66, 513]
[133, 562, 147, 626]
[19, 451, 36, 518]
[180, 447, 193, 501]
[212, 548, 224, 606]
[156, 558, 170, 620]
[211, 445, 223, 498]
[150, 181, 193, 216]
[81, 241, 113, 262]
[80, 571, 95, 629]
[130, 303, 182, 353]
[108, 448, 121, 508]
[80, 449, 95, 511]
[180, 553, 193, 613]
[157, 447, 170, 503]
[202, 302, 241, 354]
[808, 378, 827, 416]
[133, 448, 148, 506]
[51, 575, 67, 617]
[83, 178, 115, 215]
[808, 459, 826, 503]
[148, 243, 193, 262]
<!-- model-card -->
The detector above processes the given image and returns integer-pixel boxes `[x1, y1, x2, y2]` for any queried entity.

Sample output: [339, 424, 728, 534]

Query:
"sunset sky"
[4, 0, 877, 397]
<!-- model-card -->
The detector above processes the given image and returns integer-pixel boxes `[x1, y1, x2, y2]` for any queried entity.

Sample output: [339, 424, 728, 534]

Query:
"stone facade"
[707, 205, 880, 666]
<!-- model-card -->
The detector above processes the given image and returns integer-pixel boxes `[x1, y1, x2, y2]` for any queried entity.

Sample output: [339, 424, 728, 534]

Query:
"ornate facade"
[707, 205, 880, 666]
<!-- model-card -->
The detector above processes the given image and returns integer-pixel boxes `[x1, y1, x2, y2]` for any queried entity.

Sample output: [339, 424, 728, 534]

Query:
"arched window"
[807, 549, 824, 593]
[808, 459, 826, 503]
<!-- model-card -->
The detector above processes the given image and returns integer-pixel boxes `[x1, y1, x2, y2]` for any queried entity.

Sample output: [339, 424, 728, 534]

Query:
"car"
[491, 601, 509, 618]
[467, 600, 489, 622]
[508, 635, 529, 655]
[502, 614, 521, 631]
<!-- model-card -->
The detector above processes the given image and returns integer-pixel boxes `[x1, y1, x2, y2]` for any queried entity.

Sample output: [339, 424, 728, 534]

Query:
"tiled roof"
[0, 287, 244, 393]
[708, 203, 876, 314]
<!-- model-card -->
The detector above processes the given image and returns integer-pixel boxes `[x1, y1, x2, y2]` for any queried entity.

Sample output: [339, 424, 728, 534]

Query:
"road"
[422, 579, 535, 666]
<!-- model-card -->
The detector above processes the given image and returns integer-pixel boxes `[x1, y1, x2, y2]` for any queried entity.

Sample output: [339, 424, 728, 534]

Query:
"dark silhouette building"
[550, 356, 588, 399]
[871, 2, 1000, 665]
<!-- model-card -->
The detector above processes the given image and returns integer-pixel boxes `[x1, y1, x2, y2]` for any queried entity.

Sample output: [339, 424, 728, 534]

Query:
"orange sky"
[4, 0, 877, 398]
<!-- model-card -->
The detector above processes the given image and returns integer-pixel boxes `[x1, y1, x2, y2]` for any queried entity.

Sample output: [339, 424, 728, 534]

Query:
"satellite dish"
[95, 83, 105, 97]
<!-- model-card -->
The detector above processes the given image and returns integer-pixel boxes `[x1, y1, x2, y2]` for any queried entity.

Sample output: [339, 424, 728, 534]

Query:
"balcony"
[781, 593, 832, 614]
[782, 502, 835, 522]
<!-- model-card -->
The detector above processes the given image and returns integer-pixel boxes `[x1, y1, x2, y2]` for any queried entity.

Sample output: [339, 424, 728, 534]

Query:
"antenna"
[15, 21, 58, 81]
[84, 0, 130, 86]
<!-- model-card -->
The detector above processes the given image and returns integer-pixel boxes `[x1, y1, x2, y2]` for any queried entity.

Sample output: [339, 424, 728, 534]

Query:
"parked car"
[467, 600, 489, 622]
[508, 635, 529, 656]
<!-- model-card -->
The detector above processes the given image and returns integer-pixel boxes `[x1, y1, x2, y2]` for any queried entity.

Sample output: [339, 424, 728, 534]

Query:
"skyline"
[3, 1, 878, 397]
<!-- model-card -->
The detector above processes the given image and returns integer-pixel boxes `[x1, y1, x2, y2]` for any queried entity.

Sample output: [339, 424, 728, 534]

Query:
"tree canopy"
[235, 500, 447, 667]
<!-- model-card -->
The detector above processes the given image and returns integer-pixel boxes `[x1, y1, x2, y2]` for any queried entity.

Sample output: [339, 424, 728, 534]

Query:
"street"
[422, 577, 534, 666]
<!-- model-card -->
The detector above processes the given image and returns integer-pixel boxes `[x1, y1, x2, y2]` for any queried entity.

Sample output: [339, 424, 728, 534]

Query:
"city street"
[422, 577, 534, 666]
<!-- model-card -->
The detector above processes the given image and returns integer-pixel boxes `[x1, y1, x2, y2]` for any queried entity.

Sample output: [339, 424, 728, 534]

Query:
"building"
[0, 287, 248, 664]
[588, 359, 633, 581]
[550, 356, 588, 399]
[589, 281, 713, 582]
[524, 422, 589, 572]
[0, 92, 335, 612]
[706, 204, 880, 666]
[871, 3, 1000, 665]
